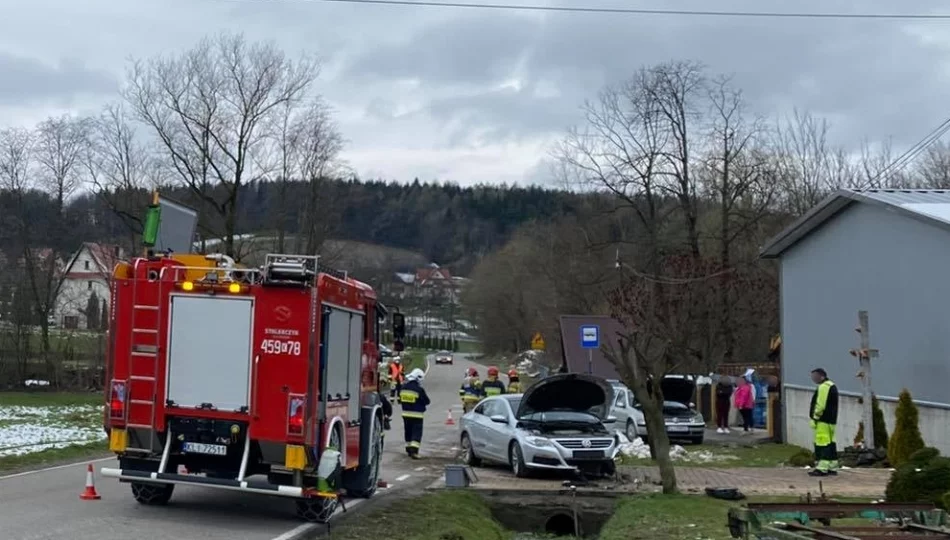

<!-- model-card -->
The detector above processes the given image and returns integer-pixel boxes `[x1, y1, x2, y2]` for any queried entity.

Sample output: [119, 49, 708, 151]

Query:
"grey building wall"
[781, 202, 950, 405]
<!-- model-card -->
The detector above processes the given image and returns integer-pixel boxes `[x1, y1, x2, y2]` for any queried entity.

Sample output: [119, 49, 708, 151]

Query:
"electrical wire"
[856, 117, 950, 191]
[301, 0, 950, 20]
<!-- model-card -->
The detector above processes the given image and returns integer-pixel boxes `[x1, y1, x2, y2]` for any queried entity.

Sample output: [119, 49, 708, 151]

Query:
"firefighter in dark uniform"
[809, 368, 839, 477]
[398, 368, 430, 459]
[482, 366, 506, 397]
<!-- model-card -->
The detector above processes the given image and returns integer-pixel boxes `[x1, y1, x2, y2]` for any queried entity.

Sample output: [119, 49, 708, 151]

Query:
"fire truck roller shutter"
[166, 295, 254, 411]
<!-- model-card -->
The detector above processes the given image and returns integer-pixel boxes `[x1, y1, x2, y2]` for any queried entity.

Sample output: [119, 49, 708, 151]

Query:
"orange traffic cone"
[79, 464, 101, 500]
[445, 409, 455, 426]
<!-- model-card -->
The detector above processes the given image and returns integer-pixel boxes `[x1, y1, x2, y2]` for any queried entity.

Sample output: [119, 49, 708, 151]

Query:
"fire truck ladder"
[125, 258, 164, 454]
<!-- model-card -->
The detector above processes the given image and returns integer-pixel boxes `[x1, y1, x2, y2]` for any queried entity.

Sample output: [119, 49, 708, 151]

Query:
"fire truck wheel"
[345, 413, 384, 498]
[130, 482, 174, 505]
[295, 497, 338, 523]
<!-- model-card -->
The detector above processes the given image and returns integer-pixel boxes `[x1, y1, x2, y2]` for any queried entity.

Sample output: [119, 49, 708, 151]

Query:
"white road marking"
[395, 474, 410, 482]
[0, 456, 114, 481]
[269, 499, 366, 540]
[414, 467, 425, 472]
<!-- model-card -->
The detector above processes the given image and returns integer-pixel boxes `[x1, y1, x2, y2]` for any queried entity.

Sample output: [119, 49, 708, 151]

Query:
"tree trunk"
[639, 394, 678, 494]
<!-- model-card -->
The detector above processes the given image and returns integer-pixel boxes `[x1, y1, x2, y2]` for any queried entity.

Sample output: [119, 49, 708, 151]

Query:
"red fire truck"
[100, 251, 388, 522]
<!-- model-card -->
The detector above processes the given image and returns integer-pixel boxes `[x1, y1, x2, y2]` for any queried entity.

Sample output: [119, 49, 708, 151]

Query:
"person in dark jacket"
[482, 366, 506, 396]
[398, 368, 430, 459]
[715, 376, 734, 434]
[809, 368, 839, 477]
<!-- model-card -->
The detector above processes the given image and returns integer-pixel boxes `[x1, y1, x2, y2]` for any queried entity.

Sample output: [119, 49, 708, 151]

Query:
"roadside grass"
[0, 391, 108, 473]
[1, 330, 104, 358]
[620, 442, 805, 468]
[327, 490, 879, 540]
[456, 340, 481, 354]
[601, 493, 879, 540]
[327, 491, 508, 540]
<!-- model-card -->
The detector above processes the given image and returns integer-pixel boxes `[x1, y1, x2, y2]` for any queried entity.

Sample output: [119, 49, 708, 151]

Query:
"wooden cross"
[848, 311, 880, 449]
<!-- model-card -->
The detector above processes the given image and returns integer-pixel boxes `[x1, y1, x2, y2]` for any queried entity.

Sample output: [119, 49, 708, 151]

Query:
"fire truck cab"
[101, 251, 387, 522]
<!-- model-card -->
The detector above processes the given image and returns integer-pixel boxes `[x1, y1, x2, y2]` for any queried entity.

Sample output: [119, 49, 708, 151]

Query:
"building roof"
[761, 188, 950, 259]
[558, 315, 626, 380]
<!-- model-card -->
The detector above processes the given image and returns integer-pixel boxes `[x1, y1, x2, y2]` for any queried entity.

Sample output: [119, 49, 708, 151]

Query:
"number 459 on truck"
[101, 246, 395, 523]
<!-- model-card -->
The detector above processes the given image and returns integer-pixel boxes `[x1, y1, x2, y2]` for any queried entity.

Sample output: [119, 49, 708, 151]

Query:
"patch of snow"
[24, 379, 50, 387]
[616, 433, 735, 463]
[0, 405, 105, 457]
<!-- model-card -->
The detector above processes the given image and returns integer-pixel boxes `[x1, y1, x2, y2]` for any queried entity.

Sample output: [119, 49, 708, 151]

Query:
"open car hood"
[661, 376, 696, 406]
[517, 373, 614, 420]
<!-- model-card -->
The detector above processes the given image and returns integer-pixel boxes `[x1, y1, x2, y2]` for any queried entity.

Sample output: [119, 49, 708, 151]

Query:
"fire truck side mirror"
[392, 313, 406, 340]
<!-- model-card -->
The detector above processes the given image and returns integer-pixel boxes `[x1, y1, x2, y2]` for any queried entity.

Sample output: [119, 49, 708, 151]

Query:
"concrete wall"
[779, 201, 950, 451]
[785, 387, 950, 454]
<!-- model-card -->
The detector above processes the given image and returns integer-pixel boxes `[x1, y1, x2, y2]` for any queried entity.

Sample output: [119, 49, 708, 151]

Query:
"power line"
[857, 117, 950, 190]
[306, 0, 950, 20]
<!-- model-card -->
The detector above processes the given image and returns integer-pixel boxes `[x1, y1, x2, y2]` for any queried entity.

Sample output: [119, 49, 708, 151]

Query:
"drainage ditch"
[475, 490, 618, 538]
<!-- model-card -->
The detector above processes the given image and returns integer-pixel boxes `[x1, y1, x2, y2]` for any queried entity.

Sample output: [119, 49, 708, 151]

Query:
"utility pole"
[849, 310, 879, 449]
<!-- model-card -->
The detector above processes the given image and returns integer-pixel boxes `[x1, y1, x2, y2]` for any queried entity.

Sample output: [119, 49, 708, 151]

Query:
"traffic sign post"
[531, 332, 546, 351]
[580, 325, 599, 375]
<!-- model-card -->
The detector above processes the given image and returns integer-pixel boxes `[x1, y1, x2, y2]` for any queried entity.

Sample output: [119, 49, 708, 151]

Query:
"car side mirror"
[604, 416, 617, 424]
[489, 415, 508, 424]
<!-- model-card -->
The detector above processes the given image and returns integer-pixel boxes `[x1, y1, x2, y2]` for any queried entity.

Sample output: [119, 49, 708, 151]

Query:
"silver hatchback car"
[458, 373, 620, 478]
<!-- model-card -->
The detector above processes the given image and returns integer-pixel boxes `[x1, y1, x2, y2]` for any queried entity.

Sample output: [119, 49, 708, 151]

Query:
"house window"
[84, 260, 90, 270]
[87, 281, 92, 290]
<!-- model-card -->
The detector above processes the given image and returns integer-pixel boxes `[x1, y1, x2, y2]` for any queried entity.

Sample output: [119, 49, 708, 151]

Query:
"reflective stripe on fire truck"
[100, 468, 314, 498]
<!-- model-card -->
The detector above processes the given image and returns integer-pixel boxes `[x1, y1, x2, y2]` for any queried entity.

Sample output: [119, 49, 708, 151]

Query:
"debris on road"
[615, 433, 736, 463]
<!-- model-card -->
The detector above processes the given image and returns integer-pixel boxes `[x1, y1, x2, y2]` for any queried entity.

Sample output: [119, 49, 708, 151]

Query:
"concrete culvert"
[544, 513, 578, 536]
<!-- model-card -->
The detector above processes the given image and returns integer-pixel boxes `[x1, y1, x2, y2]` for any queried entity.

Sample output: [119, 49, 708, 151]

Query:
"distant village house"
[54, 243, 124, 330]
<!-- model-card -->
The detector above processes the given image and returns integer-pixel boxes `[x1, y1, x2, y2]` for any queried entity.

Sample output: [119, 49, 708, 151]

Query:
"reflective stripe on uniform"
[484, 387, 502, 396]
[399, 390, 419, 404]
[402, 411, 425, 419]
[407, 441, 420, 448]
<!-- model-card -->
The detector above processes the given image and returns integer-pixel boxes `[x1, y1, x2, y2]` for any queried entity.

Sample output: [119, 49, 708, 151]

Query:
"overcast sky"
[1, 0, 949, 186]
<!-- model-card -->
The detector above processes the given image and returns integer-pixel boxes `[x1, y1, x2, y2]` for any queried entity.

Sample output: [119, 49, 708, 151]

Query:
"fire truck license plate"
[182, 442, 228, 456]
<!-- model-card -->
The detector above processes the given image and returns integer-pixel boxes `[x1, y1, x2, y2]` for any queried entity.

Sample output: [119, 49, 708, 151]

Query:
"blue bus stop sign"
[580, 325, 599, 349]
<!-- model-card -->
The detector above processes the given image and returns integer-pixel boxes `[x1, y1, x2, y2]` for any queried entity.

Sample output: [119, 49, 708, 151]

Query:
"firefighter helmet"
[467, 367, 479, 377]
[508, 369, 518, 378]
[487, 366, 499, 377]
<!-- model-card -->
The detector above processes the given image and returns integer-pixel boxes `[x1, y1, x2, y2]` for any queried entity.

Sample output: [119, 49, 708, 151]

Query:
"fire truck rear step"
[100, 468, 312, 498]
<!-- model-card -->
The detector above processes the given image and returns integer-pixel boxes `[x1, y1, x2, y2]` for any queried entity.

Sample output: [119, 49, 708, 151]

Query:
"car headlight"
[692, 414, 704, 424]
[524, 436, 553, 448]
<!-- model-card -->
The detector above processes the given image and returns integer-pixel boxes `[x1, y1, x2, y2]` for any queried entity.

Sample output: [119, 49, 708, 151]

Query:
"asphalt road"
[0, 353, 480, 540]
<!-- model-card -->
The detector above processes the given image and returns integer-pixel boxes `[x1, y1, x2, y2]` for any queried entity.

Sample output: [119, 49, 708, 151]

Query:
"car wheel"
[460, 433, 481, 467]
[625, 420, 638, 441]
[691, 435, 704, 445]
[509, 441, 529, 478]
[601, 459, 617, 478]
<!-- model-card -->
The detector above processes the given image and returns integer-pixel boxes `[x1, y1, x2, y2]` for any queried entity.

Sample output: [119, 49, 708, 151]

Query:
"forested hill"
[0, 178, 585, 273]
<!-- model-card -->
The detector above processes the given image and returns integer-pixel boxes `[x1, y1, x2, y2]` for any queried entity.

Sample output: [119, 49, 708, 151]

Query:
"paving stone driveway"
[623, 466, 892, 497]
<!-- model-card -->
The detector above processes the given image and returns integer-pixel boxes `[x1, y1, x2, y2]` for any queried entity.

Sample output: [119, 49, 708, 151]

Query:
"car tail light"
[288, 395, 305, 436]
[110, 380, 127, 420]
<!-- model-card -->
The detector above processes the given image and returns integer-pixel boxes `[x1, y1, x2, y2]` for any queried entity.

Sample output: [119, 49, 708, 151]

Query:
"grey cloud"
[0, 52, 116, 107]
[340, 0, 950, 150]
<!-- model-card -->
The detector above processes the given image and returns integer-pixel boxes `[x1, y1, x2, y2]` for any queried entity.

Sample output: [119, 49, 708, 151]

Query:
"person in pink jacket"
[733, 377, 755, 433]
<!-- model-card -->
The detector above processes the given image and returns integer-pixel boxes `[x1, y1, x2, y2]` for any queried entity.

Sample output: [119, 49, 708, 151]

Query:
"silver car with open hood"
[458, 373, 620, 478]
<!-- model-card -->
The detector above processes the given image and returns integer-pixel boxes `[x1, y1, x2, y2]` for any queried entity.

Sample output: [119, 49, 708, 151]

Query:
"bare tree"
[122, 32, 321, 258]
[772, 109, 855, 214]
[30, 116, 90, 357]
[292, 98, 345, 257]
[700, 77, 773, 364]
[915, 141, 950, 189]
[85, 102, 164, 254]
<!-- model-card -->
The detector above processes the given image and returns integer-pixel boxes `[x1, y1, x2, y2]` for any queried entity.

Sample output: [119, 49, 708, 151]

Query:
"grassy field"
[455, 340, 481, 354]
[0, 391, 109, 473]
[620, 442, 805, 468]
[0, 330, 104, 356]
[326, 490, 878, 540]
[328, 491, 508, 540]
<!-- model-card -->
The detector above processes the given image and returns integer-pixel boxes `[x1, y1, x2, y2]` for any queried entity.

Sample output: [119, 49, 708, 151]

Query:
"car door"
[480, 399, 511, 462]
[612, 388, 630, 425]
[467, 400, 493, 458]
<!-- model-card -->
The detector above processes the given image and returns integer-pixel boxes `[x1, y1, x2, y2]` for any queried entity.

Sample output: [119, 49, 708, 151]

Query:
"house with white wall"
[761, 188, 950, 454]
[55, 243, 124, 329]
